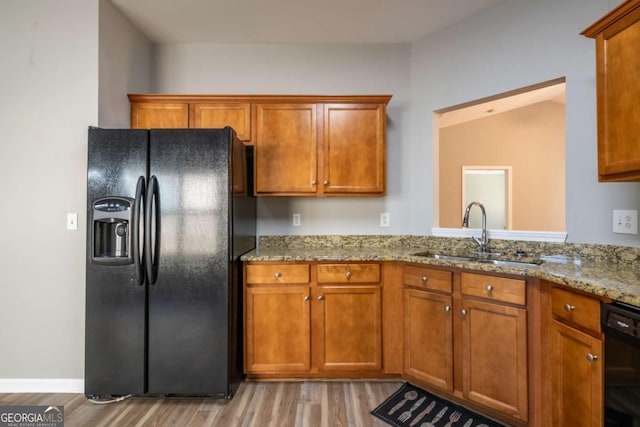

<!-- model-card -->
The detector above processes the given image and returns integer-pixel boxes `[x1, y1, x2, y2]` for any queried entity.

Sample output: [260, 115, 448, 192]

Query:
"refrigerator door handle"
[132, 176, 146, 285]
[145, 175, 161, 285]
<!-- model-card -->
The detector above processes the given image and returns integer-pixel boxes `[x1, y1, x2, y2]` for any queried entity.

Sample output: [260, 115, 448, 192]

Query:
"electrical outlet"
[67, 213, 78, 230]
[292, 213, 301, 226]
[380, 213, 390, 227]
[613, 210, 637, 234]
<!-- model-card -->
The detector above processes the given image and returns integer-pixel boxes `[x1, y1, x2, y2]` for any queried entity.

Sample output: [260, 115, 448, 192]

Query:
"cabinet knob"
[323, 180, 329, 185]
[444, 306, 451, 313]
[564, 304, 576, 312]
[318, 295, 325, 301]
[461, 309, 467, 316]
[421, 276, 428, 283]
[486, 285, 493, 293]
[586, 353, 599, 362]
[311, 179, 317, 185]
[274, 272, 282, 278]
[304, 295, 310, 302]
[346, 271, 352, 278]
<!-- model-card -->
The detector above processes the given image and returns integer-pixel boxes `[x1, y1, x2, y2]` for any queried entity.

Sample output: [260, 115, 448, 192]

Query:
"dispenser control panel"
[93, 199, 131, 212]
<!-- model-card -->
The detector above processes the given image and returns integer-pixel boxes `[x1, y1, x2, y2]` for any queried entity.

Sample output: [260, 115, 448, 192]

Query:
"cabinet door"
[322, 104, 385, 194]
[588, 5, 640, 181]
[191, 103, 251, 141]
[315, 286, 382, 372]
[130, 103, 189, 129]
[551, 320, 603, 427]
[404, 288, 453, 391]
[461, 298, 528, 421]
[245, 286, 311, 373]
[254, 104, 317, 195]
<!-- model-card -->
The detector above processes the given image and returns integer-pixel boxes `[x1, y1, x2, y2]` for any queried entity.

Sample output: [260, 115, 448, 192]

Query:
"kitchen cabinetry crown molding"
[581, 0, 640, 36]
[128, 94, 392, 105]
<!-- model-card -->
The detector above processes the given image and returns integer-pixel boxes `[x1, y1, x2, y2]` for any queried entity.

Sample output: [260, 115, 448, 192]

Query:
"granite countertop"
[241, 235, 640, 306]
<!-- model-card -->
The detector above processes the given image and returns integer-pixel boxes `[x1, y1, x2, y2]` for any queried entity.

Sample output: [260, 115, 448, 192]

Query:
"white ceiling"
[439, 82, 567, 128]
[110, 0, 504, 44]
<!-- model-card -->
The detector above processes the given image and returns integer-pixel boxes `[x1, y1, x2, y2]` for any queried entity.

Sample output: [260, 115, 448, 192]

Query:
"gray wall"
[153, 0, 640, 246]
[410, 0, 640, 245]
[0, 0, 99, 382]
[153, 43, 413, 236]
[98, 0, 153, 127]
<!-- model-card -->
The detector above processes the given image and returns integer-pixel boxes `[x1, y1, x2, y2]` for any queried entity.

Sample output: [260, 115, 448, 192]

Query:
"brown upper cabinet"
[253, 98, 390, 196]
[129, 95, 251, 141]
[130, 102, 189, 129]
[583, 0, 640, 181]
[129, 94, 391, 196]
[254, 103, 318, 194]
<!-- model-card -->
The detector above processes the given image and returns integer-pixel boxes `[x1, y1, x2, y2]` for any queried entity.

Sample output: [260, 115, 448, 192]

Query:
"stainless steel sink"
[412, 251, 543, 267]
[475, 258, 544, 267]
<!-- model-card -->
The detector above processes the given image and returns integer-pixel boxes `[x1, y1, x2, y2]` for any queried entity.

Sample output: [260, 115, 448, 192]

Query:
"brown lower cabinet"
[550, 320, 603, 426]
[403, 267, 529, 423]
[314, 285, 382, 372]
[245, 285, 311, 372]
[404, 288, 454, 391]
[547, 283, 604, 427]
[403, 266, 454, 391]
[461, 297, 528, 420]
[244, 262, 382, 377]
[244, 261, 609, 426]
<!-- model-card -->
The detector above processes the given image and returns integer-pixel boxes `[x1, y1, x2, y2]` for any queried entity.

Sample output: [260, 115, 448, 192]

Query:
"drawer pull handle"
[564, 304, 575, 312]
[486, 285, 493, 293]
[461, 309, 467, 316]
[346, 271, 352, 278]
[274, 272, 282, 279]
[421, 276, 428, 283]
[304, 295, 310, 302]
[318, 295, 325, 301]
[586, 353, 598, 362]
[444, 306, 451, 313]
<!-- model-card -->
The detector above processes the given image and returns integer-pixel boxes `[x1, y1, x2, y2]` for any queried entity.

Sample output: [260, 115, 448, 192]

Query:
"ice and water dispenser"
[91, 197, 134, 265]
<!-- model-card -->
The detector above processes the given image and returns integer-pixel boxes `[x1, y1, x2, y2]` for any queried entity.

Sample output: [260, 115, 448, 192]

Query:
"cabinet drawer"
[551, 287, 601, 333]
[317, 263, 380, 284]
[461, 272, 526, 305]
[403, 265, 452, 293]
[246, 264, 310, 284]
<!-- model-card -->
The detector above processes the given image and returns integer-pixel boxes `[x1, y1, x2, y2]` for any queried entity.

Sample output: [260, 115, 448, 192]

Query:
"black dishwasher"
[601, 302, 640, 427]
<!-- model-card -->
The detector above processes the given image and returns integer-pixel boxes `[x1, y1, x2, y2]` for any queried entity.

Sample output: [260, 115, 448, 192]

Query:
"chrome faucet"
[462, 201, 489, 253]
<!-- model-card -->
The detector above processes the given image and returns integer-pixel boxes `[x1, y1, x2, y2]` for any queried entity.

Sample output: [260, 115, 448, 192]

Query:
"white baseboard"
[0, 379, 84, 393]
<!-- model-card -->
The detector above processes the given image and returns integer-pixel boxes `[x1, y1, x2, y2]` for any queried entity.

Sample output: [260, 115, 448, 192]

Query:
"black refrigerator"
[85, 127, 255, 398]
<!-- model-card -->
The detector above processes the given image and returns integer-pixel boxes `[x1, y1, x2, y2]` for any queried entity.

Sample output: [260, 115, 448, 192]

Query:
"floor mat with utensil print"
[371, 383, 507, 427]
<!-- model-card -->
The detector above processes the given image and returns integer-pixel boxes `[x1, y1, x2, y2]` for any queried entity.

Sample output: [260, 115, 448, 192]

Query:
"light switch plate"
[613, 210, 637, 234]
[67, 213, 78, 230]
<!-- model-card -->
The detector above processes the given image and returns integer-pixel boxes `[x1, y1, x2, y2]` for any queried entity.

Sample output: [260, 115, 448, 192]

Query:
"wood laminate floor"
[0, 380, 403, 427]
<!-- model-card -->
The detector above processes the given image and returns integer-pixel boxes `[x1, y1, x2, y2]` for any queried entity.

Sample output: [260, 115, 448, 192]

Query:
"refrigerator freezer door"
[147, 128, 235, 396]
[85, 128, 148, 396]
